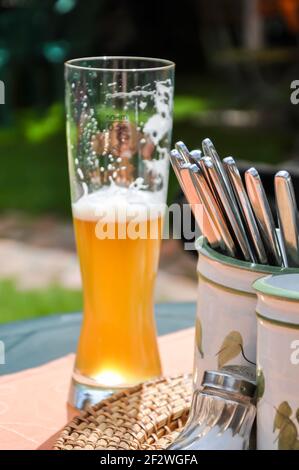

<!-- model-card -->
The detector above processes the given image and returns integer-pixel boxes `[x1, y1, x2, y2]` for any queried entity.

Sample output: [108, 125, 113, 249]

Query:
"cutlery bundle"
[169, 139, 299, 267]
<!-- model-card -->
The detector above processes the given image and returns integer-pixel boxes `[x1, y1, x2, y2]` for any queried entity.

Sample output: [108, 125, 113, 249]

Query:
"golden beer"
[65, 56, 174, 407]
[72, 190, 163, 388]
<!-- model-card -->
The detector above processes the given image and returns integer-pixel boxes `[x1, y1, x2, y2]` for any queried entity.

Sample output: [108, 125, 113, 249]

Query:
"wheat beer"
[72, 187, 164, 388]
[65, 56, 174, 407]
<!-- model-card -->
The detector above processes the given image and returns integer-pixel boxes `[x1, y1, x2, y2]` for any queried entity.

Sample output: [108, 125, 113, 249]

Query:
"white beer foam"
[72, 184, 166, 223]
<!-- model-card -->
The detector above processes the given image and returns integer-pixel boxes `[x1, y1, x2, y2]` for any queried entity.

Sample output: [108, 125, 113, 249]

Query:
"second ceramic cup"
[194, 237, 299, 389]
[254, 273, 299, 450]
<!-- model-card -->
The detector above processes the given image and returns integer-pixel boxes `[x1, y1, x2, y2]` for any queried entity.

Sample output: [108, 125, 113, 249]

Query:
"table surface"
[0, 302, 196, 376]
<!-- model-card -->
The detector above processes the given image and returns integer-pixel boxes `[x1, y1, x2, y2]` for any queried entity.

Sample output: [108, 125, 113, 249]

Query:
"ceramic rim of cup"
[253, 273, 299, 303]
[195, 236, 298, 275]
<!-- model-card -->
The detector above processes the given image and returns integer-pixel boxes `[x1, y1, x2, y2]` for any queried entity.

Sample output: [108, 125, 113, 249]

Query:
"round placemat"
[53, 374, 192, 450]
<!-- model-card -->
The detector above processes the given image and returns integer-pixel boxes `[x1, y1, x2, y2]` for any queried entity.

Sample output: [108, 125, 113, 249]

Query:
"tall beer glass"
[65, 57, 175, 409]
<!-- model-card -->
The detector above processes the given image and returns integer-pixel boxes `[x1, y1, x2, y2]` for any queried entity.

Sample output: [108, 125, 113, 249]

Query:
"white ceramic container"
[194, 237, 298, 389]
[254, 273, 299, 450]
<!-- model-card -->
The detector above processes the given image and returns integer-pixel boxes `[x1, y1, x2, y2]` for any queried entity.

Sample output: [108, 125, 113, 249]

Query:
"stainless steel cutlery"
[202, 138, 236, 203]
[169, 137, 299, 267]
[175, 141, 193, 165]
[188, 164, 237, 258]
[245, 168, 282, 266]
[275, 170, 299, 267]
[190, 149, 202, 163]
[169, 149, 220, 249]
[197, 156, 220, 203]
[223, 157, 268, 265]
[203, 157, 256, 262]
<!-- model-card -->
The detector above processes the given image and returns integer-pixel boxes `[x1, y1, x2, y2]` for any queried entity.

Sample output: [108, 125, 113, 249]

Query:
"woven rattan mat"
[53, 374, 192, 450]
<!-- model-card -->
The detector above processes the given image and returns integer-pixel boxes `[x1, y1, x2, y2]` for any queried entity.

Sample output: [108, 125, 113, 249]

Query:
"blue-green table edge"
[0, 302, 196, 375]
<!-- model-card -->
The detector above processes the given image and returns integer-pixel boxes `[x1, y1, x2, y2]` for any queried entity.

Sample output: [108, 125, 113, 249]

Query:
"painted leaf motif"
[278, 421, 297, 450]
[217, 331, 243, 369]
[195, 317, 204, 359]
[292, 439, 299, 450]
[273, 401, 292, 432]
[256, 368, 265, 401]
[222, 364, 256, 382]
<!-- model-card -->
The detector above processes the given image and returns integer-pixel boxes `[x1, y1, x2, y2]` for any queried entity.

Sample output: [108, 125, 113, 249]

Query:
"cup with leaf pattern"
[194, 237, 299, 390]
[254, 273, 299, 450]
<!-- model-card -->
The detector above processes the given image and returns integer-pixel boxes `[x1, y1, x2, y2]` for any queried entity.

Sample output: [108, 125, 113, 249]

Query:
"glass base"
[68, 369, 160, 411]
[68, 373, 122, 411]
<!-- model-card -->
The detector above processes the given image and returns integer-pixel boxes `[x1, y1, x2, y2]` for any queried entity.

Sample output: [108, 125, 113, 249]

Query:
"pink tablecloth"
[0, 328, 194, 450]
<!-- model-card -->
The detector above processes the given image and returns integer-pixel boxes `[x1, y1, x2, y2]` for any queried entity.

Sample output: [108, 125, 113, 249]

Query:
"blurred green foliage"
[0, 280, 82, 324]
[0, 104, 70, 215]
[0, 86, 295, 324]
[24, 103, 64, 142]
[174, 96, 210, 119]
[0, 0, 297, 324]
[0, 93, 292, 216]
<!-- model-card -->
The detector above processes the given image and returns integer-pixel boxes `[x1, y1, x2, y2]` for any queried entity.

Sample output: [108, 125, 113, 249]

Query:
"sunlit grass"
[0, 280, 82, 324]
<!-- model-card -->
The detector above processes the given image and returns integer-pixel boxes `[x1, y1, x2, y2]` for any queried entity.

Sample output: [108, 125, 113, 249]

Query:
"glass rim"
[65, 56, 175, 72]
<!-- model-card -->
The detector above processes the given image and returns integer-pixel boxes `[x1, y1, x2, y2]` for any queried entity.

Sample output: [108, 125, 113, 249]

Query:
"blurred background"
[1, 0, 299, 323]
